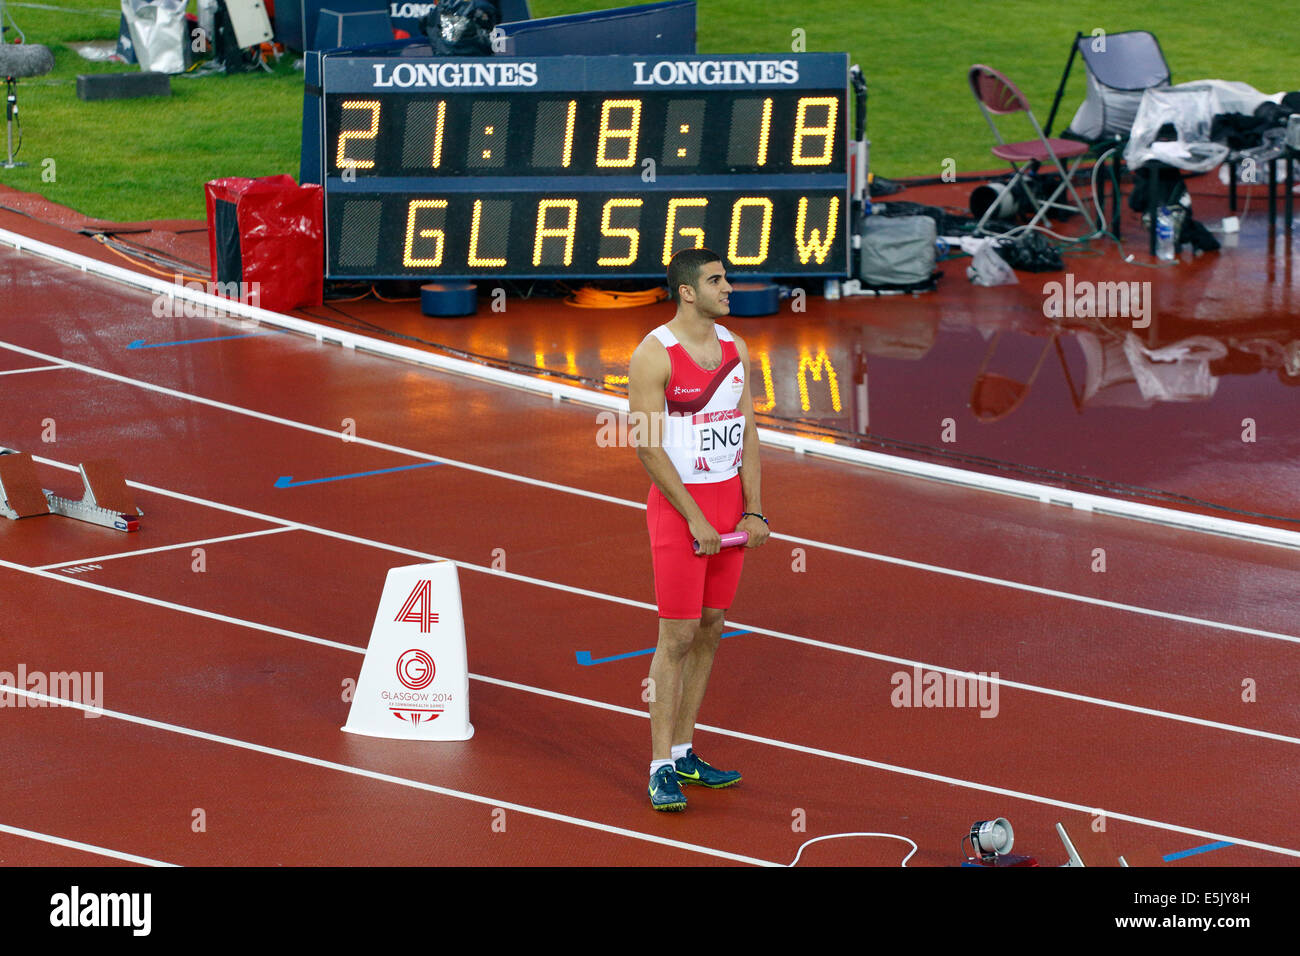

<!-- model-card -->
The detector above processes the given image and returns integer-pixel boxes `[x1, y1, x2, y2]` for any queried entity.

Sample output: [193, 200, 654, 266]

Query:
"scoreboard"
[317, 53, 850, 279]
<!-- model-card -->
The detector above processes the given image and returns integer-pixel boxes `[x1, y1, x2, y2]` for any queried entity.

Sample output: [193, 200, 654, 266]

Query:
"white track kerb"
[3, 225, 1298, 551]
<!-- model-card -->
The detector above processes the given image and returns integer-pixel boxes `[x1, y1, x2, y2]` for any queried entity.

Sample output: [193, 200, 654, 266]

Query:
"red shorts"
[647, 475, 745, 620]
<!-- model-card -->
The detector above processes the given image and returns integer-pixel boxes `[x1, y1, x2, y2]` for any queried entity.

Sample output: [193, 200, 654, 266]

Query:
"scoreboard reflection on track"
[319, 54, 850, 279]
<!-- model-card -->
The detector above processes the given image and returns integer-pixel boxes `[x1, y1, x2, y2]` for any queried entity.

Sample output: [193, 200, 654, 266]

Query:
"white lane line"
[23, 449, 1300, 650]
[0, 340, 638, 511]
[5, 492, 1300, 743]
[5, 340, 1298, 644]
[4, 670, 1296, 864]
[34, 526, 296, 571]
[4, 229, 1300, 552]
[775, 528, 1300, 646]
[9, 336, 1300, 602]
[0, 684, 780, 867]
[0, 822, 178, 867]
[0, 365, 64, 376]
[470, 676, 1300, 861]
[2, 551, 1298, 750]
[0, 557, 361, 654]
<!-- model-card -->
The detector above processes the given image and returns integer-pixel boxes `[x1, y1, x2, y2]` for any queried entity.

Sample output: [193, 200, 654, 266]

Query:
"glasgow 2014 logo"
[396, 649, 436, 690]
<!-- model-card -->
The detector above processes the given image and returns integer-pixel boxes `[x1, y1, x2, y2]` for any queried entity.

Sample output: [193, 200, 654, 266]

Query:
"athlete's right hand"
[689, 517, 721, 556]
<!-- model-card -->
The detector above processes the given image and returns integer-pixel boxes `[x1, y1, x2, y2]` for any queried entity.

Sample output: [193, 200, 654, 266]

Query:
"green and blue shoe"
[649, 764, 688, 811]
[675, 749, 742, 789]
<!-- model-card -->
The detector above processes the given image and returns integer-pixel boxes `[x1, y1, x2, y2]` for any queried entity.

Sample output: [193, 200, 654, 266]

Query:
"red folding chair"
[968, 64, 1097, 236]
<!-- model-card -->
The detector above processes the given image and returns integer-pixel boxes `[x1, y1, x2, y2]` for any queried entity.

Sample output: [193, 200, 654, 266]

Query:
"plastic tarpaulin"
[1077, 330, 1149, 408]
[1124, 84, 1234, 172]
[959, 236, 1016, 287]
[1076, 331, 1228, 407]
[204, 175, 324, 313]
[1122, 333, 1226, 402]
[120, 0, 187, 74]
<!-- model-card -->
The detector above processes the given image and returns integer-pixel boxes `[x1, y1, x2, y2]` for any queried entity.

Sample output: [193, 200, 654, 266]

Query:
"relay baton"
[693, 531, 749, 554]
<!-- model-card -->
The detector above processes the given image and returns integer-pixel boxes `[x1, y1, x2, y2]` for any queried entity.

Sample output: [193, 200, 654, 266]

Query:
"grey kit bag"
[859, 215, 937, 290]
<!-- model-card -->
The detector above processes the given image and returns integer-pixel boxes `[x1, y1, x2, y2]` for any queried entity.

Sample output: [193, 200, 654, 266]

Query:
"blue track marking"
[275, 461, 444, 488]
[1162, 841, 1233, 862]
[576, 630, 751, 666]
[128, 332, 273, 350]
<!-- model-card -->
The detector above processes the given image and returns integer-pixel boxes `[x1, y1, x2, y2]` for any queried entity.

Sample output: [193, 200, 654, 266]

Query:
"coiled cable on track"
[562, 285, 668, 309]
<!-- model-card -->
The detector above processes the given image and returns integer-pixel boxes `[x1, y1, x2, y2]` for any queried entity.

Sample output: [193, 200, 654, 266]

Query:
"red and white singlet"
[649, 323, 746, 484]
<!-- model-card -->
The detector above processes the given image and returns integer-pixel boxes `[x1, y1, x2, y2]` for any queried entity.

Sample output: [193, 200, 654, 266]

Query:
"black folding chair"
[1045, 30, 1173, 240]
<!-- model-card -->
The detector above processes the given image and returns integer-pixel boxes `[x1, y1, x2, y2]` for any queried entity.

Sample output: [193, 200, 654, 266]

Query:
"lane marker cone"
[343, 561, 473, 741]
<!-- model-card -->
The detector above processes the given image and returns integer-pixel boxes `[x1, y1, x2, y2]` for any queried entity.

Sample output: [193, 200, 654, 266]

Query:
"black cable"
[0, 201, 36, 219]
[92, 232, 206, 275]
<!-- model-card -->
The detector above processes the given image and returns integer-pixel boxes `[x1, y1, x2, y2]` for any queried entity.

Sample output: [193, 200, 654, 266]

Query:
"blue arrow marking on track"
[128, 332, 272, 349]
[275, 461, 444, 488]
[575, 630, 751, 666]
[1162, 841, 1233, 862]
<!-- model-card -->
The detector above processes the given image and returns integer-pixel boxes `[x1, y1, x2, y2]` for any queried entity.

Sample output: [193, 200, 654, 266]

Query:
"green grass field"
[1, 0, 1296, 221]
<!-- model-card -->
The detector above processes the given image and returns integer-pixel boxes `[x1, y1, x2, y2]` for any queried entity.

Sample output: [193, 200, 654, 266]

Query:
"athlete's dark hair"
[666, 247, 722, 303]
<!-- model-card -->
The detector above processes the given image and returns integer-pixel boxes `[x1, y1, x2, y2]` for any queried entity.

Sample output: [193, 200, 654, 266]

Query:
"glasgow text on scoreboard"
[319, 53, 850, 279]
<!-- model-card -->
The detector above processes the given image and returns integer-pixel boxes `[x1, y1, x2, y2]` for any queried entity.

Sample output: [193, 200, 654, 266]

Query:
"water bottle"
[1286, 113, 1300, 151]
[1155, 206, 1175, 261]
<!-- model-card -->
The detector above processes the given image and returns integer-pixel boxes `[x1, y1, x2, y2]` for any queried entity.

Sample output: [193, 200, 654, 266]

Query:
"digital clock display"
[319, 54, 849, 279]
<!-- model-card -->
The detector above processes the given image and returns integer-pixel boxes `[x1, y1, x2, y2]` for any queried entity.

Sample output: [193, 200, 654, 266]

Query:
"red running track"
[0, 243, 1298, 869]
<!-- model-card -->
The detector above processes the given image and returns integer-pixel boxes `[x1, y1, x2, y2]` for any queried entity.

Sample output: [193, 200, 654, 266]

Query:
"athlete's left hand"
[737, 514, 769, 549]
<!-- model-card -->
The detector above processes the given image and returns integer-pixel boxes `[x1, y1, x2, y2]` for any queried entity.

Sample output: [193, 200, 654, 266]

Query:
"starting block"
[1054, 820, 1165, 867]
[0, 451, 143, 532]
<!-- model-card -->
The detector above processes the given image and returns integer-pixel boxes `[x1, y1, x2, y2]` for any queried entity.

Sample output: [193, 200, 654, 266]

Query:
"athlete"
[628, 247, 769, 812]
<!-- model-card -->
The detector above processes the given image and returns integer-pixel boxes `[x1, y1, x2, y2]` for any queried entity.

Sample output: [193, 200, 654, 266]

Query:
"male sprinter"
[629, 247, 769, 812]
